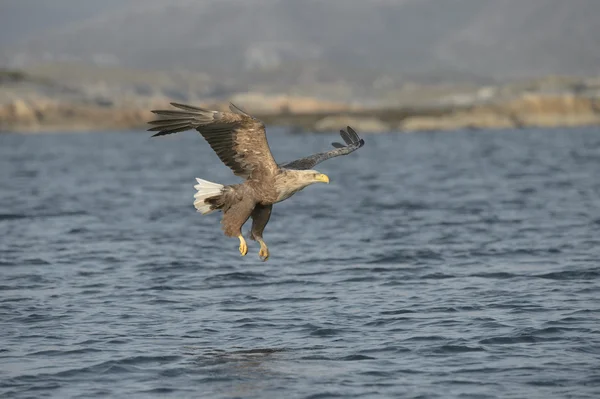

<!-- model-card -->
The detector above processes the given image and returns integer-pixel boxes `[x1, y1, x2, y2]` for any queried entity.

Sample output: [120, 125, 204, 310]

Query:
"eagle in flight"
[148, 102, 365, 261]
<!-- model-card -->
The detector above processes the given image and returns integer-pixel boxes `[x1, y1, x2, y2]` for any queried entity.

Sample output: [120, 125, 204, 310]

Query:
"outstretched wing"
[279, 126, 365, 170]
[148, 102, 278, 180]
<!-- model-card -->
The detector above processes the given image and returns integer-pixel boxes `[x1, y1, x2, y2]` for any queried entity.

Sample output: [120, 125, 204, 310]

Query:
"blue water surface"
[1, 127, 599, 398]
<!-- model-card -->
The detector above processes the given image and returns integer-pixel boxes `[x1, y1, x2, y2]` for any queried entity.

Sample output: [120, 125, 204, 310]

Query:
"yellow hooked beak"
[315, 173, 330, 184]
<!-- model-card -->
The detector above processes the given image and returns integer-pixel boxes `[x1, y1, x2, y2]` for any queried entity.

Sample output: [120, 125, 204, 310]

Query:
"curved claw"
[258, 239, 270, 262]
[238, 235, 248, 256]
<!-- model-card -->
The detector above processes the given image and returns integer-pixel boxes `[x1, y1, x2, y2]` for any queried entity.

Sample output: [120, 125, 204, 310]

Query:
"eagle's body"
[149, 102, 364, 261]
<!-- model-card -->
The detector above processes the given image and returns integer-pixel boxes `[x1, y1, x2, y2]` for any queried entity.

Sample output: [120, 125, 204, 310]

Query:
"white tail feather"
[193, 178, 223, 214]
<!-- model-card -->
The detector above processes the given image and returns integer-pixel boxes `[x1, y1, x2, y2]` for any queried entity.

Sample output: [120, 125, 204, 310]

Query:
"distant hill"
[1, 0, 599, 89]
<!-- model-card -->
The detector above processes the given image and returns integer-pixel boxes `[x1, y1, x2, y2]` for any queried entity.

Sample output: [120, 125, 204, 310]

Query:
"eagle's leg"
[249, 204, 272, 262]
[258, 239, 269, 261]
[238, 235, 248, 256]
[220, 196, 254, 257]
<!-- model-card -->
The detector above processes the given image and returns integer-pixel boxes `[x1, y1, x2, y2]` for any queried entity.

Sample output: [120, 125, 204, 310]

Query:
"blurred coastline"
[2, 66, 600, 134]
[2, 0, 600, 134]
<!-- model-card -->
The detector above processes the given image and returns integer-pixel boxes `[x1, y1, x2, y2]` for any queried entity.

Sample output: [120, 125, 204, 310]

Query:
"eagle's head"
[294, 169, 330, 186]
[275, 169, 329, 202]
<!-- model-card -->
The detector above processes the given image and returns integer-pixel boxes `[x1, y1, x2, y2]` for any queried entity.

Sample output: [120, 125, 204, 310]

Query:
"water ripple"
[1, 128, 600, 398]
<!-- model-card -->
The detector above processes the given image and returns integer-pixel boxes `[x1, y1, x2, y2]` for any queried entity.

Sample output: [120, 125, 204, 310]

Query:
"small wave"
[380, 309, 416, 315]
[228, 348, 287, 355]
[106, 355, 180, 366]
[310, 328, 341, 337]
[7, 355, 180, 382]
[364, 318, 411, 327]
[432, 378, 497, 386]
[137, 285, 176, 291]
[455, 366, 542, 375]
[138, 387, 178, 394]
[403, 335, 447, 342]
[337, 276, 379, 283]
[28, 348, 103, 357]
[204, 271, 269, 283]
[367, 249, 444, 265]
[421, 272, 456, 279]
[9, 313, 68, 323]
[106, 339, 131, 344]
[526, 379, 571, 387]
[0, 211, 88, 221]
[358, 370, 393, 377]
[469, 272, 519, 279]
[524, 326, 589, 335]
[339, 354, 375, 361]
[67, 227, 89, 234]
[299, 355, 332, 361]
[0, 213, 28, 220]
[433, 344, 486, 353]
[305, 393, 346, 399]
[478, 333, 561, 345]
[534, 269, 600, 280]
[19, 258, 52, 266]
[221, 307, 273, 312]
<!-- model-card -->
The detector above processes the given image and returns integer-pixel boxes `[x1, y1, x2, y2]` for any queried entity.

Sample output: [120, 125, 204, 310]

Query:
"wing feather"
[280, 126, 365, 170]
[148, 102, 278, 179]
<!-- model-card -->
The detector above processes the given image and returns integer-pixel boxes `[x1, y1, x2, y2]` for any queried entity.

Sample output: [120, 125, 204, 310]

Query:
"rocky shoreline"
[2, 68, 600, 134]
[2, 93, 599, 134]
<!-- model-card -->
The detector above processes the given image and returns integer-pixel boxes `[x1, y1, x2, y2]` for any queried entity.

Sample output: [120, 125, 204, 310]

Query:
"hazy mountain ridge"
[2, 0, 600, 86]
[435, 0, 600, 77]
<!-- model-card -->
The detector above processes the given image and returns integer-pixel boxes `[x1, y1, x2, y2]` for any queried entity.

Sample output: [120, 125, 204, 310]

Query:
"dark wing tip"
[347, 126, 364, 147]
[340, 130, 353, 145]
[170, 102, 215, 112]
[229, 102, 250, 116]
[346, 126, 360, 141]
[333, 126, 364, 148]
[150, 130, 165, 137]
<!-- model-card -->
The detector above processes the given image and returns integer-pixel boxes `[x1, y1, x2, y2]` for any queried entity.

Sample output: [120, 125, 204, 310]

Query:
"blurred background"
[1, 0, 600, 133]
[2, 2, 600, 398]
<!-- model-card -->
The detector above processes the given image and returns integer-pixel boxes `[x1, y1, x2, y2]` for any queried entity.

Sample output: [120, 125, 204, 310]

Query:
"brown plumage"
[149, 102, 365, 261]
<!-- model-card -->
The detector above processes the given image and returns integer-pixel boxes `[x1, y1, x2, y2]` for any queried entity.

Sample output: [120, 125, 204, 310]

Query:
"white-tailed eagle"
[148, 102, 365, 261]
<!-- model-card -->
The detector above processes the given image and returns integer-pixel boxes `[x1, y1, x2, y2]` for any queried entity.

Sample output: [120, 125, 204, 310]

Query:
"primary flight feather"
[148, 102, 365, 261]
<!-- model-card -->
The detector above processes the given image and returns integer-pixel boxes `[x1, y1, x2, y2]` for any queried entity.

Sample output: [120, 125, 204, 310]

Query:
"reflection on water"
[185, 348, 287, 397]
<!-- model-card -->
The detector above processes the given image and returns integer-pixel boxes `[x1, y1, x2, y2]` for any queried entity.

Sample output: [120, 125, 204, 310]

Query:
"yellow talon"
[258, 239, 270, 261]
[238, 235, 248, 256]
